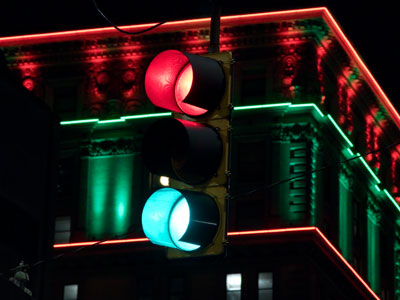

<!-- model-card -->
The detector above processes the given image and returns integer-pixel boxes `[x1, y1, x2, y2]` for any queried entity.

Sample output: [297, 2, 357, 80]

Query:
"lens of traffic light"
[144, 50, 225, 117]
[142, 188, 220, 252]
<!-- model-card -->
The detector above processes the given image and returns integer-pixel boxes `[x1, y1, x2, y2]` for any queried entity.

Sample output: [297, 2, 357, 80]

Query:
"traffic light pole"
[209, 0, 222, 53]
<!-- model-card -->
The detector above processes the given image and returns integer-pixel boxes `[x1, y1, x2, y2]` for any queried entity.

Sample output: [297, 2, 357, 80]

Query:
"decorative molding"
[81, 139, 137, 156]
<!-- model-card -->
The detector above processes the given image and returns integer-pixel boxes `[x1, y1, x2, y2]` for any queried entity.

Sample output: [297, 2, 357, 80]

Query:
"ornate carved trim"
[81, 138, 137, 156]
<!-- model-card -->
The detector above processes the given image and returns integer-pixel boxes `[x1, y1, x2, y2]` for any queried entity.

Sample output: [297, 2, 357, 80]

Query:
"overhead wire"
[230, 140, 400, 200]
[92, 0, 166, 35]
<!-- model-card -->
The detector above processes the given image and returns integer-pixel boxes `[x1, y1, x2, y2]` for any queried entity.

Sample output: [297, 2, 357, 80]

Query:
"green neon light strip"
[289, 103, 325, 118]
[60, 112, 172, 126]
[98, 119, 126, 124]
[374, 185, 381, 193]
[122, 112, 172, 120]
[60, 118, 99, 125]
[383, 189, 400, 214]
[326, 114, 354, 148]
[346, 148, 354, 157]
[233, 103, 292, 110]
[357, 153, 381, 184]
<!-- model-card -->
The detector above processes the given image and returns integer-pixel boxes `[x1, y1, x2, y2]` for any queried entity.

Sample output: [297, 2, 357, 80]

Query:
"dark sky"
[0, 0, 398, 107]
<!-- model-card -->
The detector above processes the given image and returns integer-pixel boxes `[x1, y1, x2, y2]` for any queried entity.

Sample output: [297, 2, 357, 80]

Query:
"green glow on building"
[338, 174, 352, 260]
[122, 112, 172, 120]
[357, 154, 381, 184]
[289, 103, 325, 118]
[84, 154, 133, 238]
[345, 148, 354, 157]
[383, 189, 400, 214]
[367, 211, 380, 292]
[326, 114, 354, 148]
[233, 102, 292, 110]
[97, 119, 126, 124]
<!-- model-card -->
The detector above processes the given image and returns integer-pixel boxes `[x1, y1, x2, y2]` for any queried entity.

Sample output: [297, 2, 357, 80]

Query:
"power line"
[92, 0, 166, 35]
[230, 141, 400, 200]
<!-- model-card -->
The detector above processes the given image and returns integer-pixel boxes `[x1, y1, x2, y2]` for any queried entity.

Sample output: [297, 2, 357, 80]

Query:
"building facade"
[1, 7, 399, 300]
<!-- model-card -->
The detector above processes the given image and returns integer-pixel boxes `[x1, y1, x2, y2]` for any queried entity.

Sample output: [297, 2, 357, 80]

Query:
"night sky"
[0, 0, 397, 108]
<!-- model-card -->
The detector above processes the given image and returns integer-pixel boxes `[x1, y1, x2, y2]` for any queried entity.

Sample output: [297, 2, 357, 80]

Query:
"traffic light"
[141, 49, 232, 258]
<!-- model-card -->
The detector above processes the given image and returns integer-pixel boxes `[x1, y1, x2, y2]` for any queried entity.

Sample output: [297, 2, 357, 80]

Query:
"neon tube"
[60, 112, 172, 126]
[233, 103, 292, 111]
[0, 8, 326, 46]
[327, 114, 354, 148]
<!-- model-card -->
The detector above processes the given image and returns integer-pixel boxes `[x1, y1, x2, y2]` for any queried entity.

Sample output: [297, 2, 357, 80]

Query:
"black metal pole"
[209, 0, 222, 53]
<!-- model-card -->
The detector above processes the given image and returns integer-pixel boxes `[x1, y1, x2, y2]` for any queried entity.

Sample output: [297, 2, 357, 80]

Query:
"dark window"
[169, 277, 185, 300]
[240, 66, 267, 105]
[237, 141, 266, 185]
[137, 278, 153, 300]
[53, 85, 78, 116]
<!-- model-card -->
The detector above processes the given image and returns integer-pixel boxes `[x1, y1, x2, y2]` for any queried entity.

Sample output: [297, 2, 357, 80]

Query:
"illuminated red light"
[144, 49, 225, 117]
[145, 50, 191, 114]
[175, 63, 207, 116]
[145, 50, 207, 116]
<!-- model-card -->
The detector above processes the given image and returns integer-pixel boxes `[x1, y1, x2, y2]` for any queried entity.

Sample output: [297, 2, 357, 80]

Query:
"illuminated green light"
[233, 102, 292, 111]
[383, 189, 400, 214]
[357, 154, 381, 184]
[122, 112, 172, 120]
[374, 185, 381, 193]
[289, 103, 325, 118]
[327, 114, 354, 148]
[60, 118, 99, 125]
[141, 188, 200, 251]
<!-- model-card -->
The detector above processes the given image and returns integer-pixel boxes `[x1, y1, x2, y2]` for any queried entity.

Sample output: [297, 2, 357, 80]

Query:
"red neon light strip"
[226, 226, 316, 236]
[53, 226, 379, 299]
[0, 8, 324, 46]
[313, 228, 380, 300]
[53, 237, 149, 248]
[320, 9, 400, 129]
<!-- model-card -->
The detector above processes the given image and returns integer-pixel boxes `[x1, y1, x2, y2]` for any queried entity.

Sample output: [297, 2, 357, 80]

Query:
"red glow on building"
[337, 67, 360, 135]
[316, 39, 331, 105]
[391, 145, 400, 203]
[365, 107, 385, 171]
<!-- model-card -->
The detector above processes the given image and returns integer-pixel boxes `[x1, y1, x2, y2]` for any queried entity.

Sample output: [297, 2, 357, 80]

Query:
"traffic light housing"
[141, 50, 232, 258]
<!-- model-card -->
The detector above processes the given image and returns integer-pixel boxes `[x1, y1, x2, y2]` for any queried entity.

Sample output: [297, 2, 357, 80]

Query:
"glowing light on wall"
[337, 67, 360, 135]
[390, 145, 400, 203]
[365, 107, 385, 172]
[316, 39, 331, 105]
[83, 155, 133, 239]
